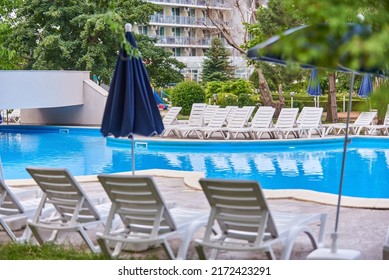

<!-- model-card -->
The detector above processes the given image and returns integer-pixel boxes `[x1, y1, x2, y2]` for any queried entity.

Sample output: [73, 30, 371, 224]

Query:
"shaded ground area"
[2, 176, 388, 260]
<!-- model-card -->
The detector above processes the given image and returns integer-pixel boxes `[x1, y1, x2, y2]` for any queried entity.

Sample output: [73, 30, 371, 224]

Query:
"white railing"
[150, 14, 215, 26]
[146, 0, 230, 9]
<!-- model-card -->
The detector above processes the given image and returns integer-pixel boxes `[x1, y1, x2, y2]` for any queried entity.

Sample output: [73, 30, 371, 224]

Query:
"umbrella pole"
[131, 136, 135, 176]
[307, 72, 361, 260]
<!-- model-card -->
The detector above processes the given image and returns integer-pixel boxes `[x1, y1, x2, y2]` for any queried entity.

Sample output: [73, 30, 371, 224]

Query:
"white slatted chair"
[324, 111, 377, 135]
[251, 108, 299, 139]
[203, 105, 220, 125]
[25, 167, 112, 253]
[161, 107, 182, 137]
[163, 103, 206, 138]
[281, 107, 324, 138]
[195, 178, 327, 260]
[222, 107, 253, 139]
[365, 105, 389, 136]
[189, 107, 231, 139]
[227, 106, 275, 139]
[0, 178, 51, 242]
[225, 106, 239, 123]
[96, 175, 209, 259]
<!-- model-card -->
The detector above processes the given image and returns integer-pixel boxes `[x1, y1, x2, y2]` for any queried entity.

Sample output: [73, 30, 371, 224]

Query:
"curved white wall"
[0, 71, 108, 126]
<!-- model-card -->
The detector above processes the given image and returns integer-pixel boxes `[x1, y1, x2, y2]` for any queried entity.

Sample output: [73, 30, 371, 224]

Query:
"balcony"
[150, 35, 232, 48]
[146, 0, 231, 9]
[150, 14, 218, 27]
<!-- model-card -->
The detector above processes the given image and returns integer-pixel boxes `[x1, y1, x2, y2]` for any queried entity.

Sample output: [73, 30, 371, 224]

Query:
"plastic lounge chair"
[221, 107, 253, 139]
[195, 178, 327, 260]
[96, 175, 209, 259]
[227, 106, 275, 139]
[251, 108, 299, 139]
[203, 105, 220, 125]
[282, 107, 324, 138]
[163, 103, 206, 138]
[365, 104, 389, 136]
[324, 111, 377, 135]
[25, 167, 112, 253]
[0, 178, 51, 242]
[161, 107, 182, 137]
[225, 106, 239, 123]
[186, 107, 231, 139]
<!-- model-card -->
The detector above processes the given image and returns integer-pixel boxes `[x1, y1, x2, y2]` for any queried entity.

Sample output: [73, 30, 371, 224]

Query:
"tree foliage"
[201, 37, 235, 83]
[1, 0, 183, 86]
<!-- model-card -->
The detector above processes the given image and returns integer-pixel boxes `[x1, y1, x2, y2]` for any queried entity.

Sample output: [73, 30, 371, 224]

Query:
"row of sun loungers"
[162, 103, 389, 139]
[1, 166, 327, 260]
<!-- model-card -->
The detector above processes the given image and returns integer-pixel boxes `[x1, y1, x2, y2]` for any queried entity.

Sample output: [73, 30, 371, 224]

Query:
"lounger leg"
[78, 227, 100, 253]
[0, 219, 18, 241]
[97, 237, 113, 258]
[161, 240, 175, 259]
[265, 248, 276, 260]
[195, 244, 207, 260]
[28, 224, 45, 245]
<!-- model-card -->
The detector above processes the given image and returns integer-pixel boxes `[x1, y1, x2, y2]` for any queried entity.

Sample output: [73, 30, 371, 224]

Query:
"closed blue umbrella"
[358, 74, 373, 98]
[306, 68, 322, 107]
[101, 23, 164, 174]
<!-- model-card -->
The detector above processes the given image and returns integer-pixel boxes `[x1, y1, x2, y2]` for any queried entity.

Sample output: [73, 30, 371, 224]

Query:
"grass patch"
[0, 243, 108, 260]
[0, 242, 161, 260]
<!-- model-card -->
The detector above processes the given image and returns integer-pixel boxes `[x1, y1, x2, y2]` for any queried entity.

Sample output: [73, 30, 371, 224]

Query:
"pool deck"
[3, 171, 389, 260]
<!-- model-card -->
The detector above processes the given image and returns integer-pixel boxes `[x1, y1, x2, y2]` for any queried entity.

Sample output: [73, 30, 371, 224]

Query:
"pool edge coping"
[7, 168, 389, 210]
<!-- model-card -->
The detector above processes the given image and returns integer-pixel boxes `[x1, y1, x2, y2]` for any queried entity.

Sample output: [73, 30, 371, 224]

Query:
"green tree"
[201, 37, 235, 83]
[3, 0, 182, 86]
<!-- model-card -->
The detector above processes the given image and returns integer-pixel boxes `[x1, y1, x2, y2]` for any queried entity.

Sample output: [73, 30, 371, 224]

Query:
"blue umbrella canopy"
[357, 74, 373, 98]
[306, 68, 322, 96]
[101, 24, 164, 138]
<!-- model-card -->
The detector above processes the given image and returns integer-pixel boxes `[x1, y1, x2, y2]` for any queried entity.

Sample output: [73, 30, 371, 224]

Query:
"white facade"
[141, 0, 257, 81]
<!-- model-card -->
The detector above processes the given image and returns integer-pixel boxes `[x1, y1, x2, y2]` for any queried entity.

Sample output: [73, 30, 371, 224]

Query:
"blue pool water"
[1, 125, 389, 199]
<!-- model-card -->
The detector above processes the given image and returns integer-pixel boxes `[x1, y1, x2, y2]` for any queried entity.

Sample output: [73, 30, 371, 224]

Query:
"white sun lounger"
[281, 107, 324, 138]
[163, 103, 206, 138]
[364, 105, 389, 136]
[195, 178, 327, 260]
[324, 111, 377, 135]
[96, 175, 209, 259]
[252, 108, 299, 139]
[227, 106, 275, 139]
[25, 167, 112, 253]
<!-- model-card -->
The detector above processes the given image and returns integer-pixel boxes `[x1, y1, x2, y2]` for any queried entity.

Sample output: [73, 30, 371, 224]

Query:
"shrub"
[216, 92, 238, 107]
[205, 81, 224, 101]
[171, 81, 205, 115]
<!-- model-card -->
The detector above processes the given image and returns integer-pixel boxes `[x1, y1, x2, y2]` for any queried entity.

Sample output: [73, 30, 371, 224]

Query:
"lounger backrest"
[354, 111, 377, 126]
[187, 103, 206, 126]
[0, 179, 24, 215]
[227, 107, 252, 129]
[250, 106, 275, 129]
[297, 107, 323, 128]
[274, 108, 299, 128]
[26, 167, 100, 223]
[203, 105, 220, 125]
[199, 178, 278, 246]
[226, 106, 238, 123]
[243, 106, 255, 121]
[97, 175, 176, 237]
[384, 104, 389, 125]
[162, 107, 182, 125]
[206, 107, 231, 128]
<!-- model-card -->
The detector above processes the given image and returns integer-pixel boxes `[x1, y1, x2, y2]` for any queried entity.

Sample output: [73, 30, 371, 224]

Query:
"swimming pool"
[1, 125, 389, 199]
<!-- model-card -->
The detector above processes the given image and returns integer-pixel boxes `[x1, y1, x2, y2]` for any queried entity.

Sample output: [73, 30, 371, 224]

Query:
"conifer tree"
[201, 37, 235, 83]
